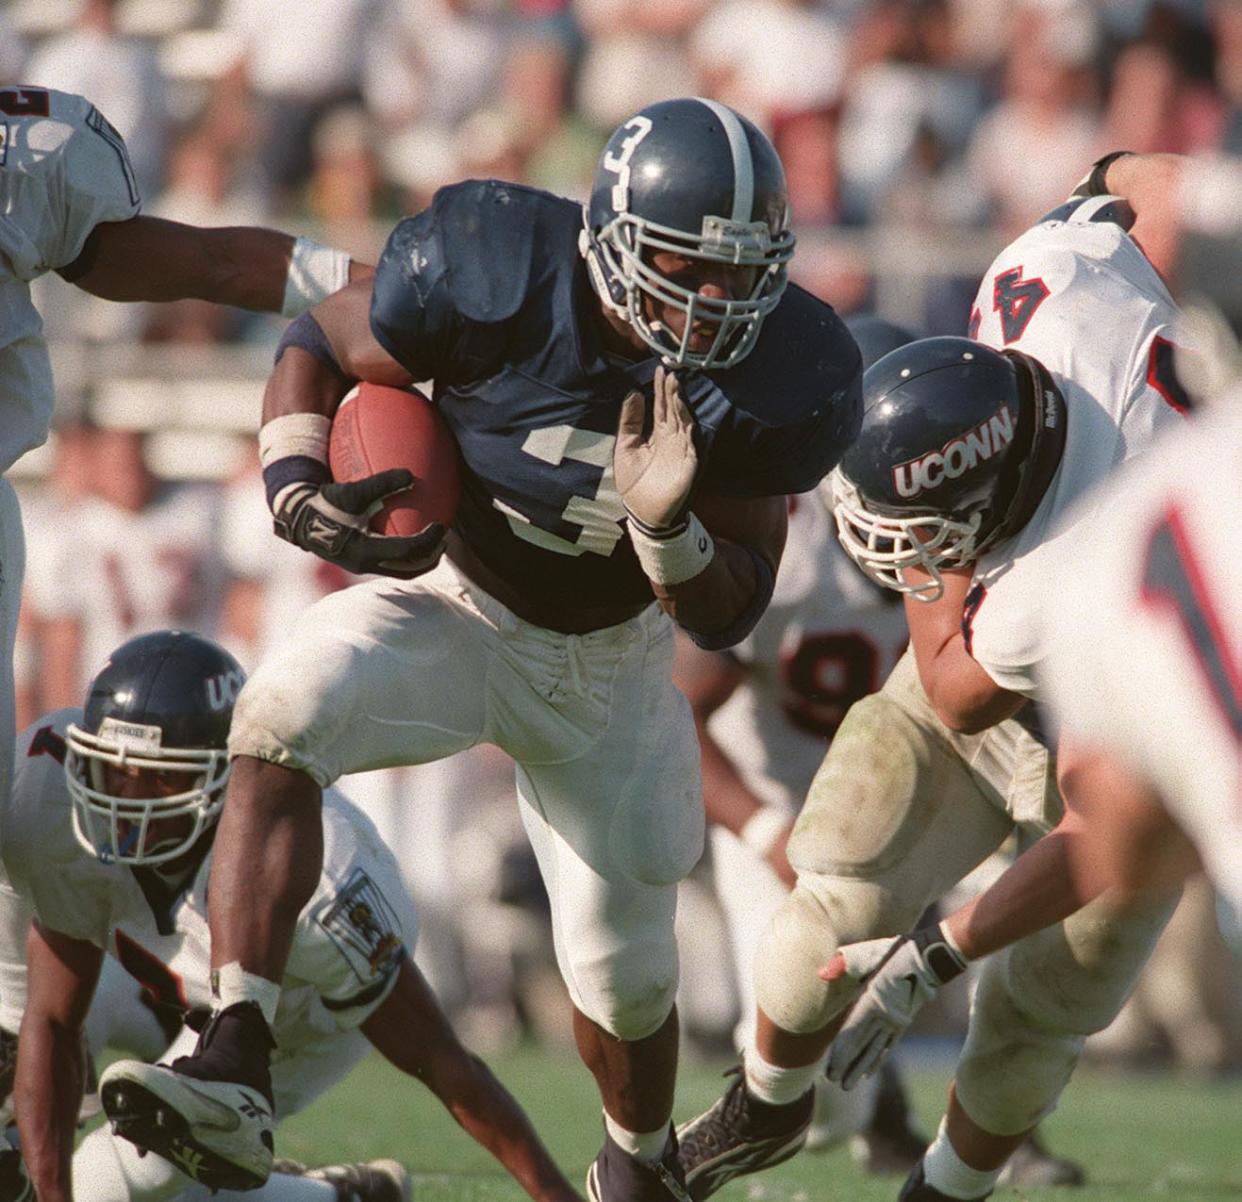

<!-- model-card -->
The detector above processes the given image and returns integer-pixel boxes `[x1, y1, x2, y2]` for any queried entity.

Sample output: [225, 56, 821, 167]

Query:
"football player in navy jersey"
[98, 98, 862, 1202]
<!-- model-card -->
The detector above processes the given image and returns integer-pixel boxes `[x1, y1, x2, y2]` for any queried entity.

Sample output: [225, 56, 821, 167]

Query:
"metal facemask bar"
[829, 468, 983, 603]
[65, 722, 230, 866]
[596, 211, 794, 370]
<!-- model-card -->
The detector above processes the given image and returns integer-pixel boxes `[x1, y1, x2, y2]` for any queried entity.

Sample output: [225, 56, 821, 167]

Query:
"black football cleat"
[675, 1067, 814, 1201]
[899, 1161, 991, 1201]
[999, 1130, 1086, 1188]
[587, 1125, 691, 1202]
[100, 1002, 276, 1191]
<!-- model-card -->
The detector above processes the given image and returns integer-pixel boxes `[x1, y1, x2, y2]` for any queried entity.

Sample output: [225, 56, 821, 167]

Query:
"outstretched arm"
[16, 921, 103, 1202]
[362, 957, 583, 1202]
[64, 215, 371, 314]
[1078, 152, 1183, 288]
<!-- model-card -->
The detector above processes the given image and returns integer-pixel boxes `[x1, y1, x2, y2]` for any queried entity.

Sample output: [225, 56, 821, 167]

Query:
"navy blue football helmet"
[830, 336, 1066, 601]
[66, 631, 245, 865]
[581, 96, 795, 371]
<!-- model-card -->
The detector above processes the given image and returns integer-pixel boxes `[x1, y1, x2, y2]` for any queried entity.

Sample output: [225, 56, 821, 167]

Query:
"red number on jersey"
[0, 88, 50, 118]
[992, 267, 1049, 345]
[27, 725, 67, 763]
[1140, 504, 1242, 741]
[781, 632, 891, 739]
[1146, 336, 1193, 415]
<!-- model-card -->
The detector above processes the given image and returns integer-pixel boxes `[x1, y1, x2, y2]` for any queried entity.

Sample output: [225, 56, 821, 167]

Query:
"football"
[328, 382, 461, 537]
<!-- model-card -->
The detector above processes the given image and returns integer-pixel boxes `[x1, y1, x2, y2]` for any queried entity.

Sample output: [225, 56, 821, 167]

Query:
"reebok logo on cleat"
[237, 1091, 271, 1121]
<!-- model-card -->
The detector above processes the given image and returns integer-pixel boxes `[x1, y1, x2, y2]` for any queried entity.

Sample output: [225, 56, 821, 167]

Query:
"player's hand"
[822, 924, 968, 1090]
[766, 824, 798, 889]
[614, 366, 699, 531]
[272, 468, 447, 578]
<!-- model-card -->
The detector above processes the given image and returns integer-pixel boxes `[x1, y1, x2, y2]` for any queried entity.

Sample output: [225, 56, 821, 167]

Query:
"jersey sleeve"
[369, 181, 537, 386]
[285, 794, 418, 1031]
[51, 101, 141, 271]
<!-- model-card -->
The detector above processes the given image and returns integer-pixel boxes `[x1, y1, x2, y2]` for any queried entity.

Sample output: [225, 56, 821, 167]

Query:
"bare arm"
[262, 278, 412, 425]
[16, 922, 103, 1202]
[1096, 153, 1183, 288]
[361, 958, 582, 1202]
[903, 567, 1025, 733]
[66, 216, 372, 310]
[672, 635, 796, 885]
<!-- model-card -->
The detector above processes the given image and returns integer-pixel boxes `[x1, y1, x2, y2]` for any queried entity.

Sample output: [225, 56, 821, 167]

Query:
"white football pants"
[229, 559, 704, 1040]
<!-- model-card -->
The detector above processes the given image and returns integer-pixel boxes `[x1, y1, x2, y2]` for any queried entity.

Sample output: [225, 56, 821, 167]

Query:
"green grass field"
[271, 1046, 1242, 1202]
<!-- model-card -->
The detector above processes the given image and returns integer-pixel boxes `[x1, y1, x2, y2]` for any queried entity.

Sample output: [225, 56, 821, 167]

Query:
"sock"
[214, 962, 281, 1028]
[922, 1117, 1003, 1200]
[603, 1113, 670, 1163]
[743, 1046, 822, 1106]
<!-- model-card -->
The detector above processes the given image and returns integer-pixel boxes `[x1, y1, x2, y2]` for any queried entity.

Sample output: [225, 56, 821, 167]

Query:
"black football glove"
[271, 468, 447, 579]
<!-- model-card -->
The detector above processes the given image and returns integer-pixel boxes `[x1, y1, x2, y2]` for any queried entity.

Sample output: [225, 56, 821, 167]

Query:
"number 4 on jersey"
[993, 267, 1049, 345]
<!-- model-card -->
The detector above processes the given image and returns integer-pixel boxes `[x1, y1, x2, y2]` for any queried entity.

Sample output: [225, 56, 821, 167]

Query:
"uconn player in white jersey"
[0, 84, 363, 832]
[0, 631, 580, 1202]
[679, 152, 1194, 1202]
[1042, 404, 1242, 953]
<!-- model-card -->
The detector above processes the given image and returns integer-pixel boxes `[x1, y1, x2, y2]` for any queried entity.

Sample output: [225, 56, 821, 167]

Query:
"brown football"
[328, 382, 461, 536]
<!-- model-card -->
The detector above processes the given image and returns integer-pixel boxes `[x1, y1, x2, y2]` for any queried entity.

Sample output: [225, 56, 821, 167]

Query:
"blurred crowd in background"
[6, 0, 1242, 1082]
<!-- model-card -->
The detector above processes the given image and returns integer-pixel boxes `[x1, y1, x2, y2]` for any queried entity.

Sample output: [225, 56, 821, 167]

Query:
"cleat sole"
[101, 1079, 266, 1192]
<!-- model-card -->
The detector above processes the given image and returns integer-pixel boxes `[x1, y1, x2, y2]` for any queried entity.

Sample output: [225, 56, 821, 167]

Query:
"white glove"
[823, 924, 968, 1090]
[613, 366, 699, 531]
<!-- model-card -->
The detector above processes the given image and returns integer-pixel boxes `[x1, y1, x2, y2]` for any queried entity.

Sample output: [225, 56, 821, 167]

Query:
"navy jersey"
[371, 180, 861, 608]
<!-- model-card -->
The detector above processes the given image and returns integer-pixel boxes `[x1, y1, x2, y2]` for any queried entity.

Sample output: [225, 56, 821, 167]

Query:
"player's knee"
[955, 970, 1084, 1135]
[754, 875, 927, 1035]
[228, 663, 340, 788]
[569, 940, 678, 1040]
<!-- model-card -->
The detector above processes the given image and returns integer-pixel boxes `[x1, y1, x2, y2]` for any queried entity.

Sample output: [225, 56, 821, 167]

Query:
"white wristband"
[259, 412, 331, 468]
[628, 511, 715, 585]
[281, 237, 352, 317]
[739, 807, 789, 858]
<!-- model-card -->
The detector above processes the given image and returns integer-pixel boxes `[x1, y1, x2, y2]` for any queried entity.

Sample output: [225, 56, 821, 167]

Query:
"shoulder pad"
[392, 180, 557, 323]
[695, 285, 863, 495]
[371, 181, 576, 379]
[1038, 194, 1135, 231]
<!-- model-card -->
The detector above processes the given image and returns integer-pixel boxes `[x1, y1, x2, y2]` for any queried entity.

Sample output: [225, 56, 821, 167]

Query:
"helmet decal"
[892, 405, 1016, 499]
[601, 115, 653, 215]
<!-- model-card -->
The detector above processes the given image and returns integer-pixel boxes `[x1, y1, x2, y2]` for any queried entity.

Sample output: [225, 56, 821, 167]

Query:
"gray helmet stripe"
[694, 97, 753, 221]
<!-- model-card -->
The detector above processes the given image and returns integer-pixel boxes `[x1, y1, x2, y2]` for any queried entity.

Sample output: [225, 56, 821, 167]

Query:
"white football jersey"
[0, 88, 140, 471]
[965, 202, 1189, 696]
[0, 710, 419, 1054]
[1041, 410, 1242, 928]
[32, 486, 231, 690]
[708, 496, 908, 811]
